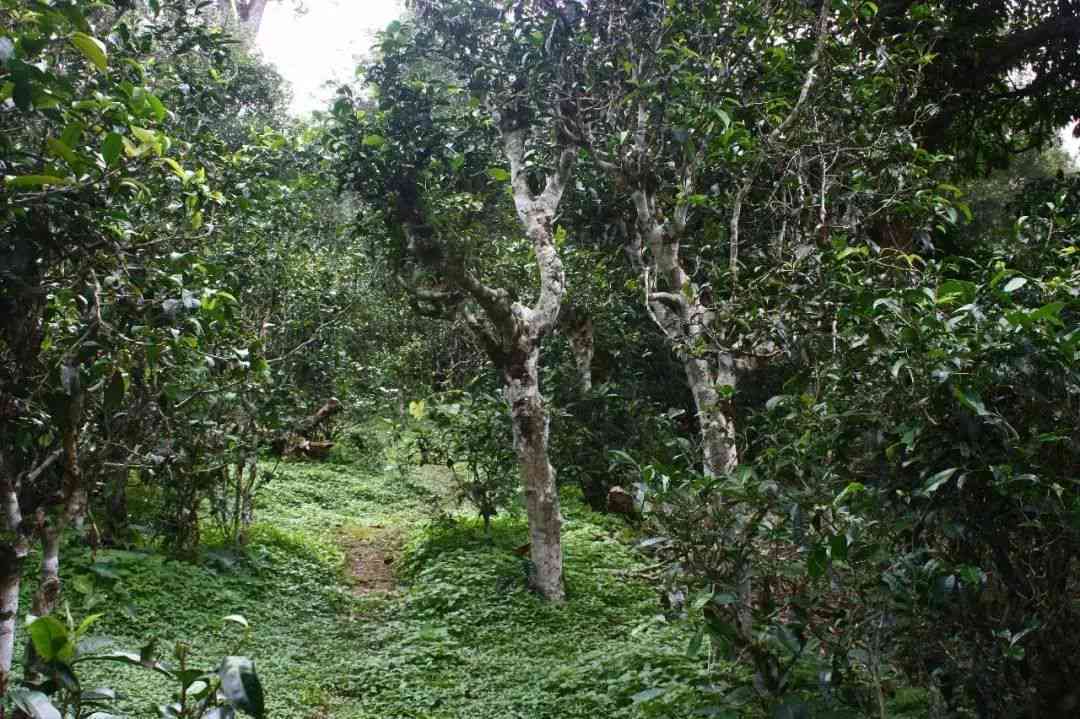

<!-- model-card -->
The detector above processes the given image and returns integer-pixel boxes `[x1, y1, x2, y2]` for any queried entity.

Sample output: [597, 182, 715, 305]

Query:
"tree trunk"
[215, 0, 269, 44]
[683, 354, 738, 477]
[32, 387, 87, 617]
[0, 546, 20, 696]
[0, 465, 26, 695]
[504, 343, 565, 602]
[560, 304, 594, 395]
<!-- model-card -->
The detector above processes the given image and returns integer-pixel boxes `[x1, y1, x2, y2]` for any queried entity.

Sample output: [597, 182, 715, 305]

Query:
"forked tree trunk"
[628, 190, 739, 478]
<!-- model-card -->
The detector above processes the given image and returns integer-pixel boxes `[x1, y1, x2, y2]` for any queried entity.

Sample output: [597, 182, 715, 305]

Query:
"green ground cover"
[42, 448, 721, 718]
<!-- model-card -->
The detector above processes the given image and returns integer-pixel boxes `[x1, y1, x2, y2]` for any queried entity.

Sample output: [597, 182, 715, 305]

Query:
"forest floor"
[51, 438, 928, 718]
[57, 442, 721, 718]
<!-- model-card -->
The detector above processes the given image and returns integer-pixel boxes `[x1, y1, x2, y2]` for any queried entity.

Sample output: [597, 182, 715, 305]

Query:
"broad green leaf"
[806, 543, 828, 578]
[953, 386, 989, 416]
[1030, 301, 1065, 325]
[922, 467, 958, 495]
[219, 656, 265, 719]
[71, 32, 108, 72]
[408, 400, 427, 420]
[47, 137, 79, 167]
[146, 93, 167, 122]
[130, 126, 157, 145]
[829, 534, 848, 562]
[6, 175, 69, 189]
[28, 615, 71, 663]
[937, 279, 977, 305]
[362, 134, 386, 148]
[102, 133, 123, 166]
[486, 167, 511, 182]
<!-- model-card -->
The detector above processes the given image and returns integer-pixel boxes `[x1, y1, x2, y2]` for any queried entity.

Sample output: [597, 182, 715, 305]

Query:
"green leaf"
[1002, 277, 1027, 293]
[936, 279, 977, 305]
[10, 689, 62, 719]
[408, 400, 426, 420]
[6, 175, 69, 189]
[146, 93, 167, 122]
[1030, 301, 1065, 325]
[953, 386, 989, 416]
[219, 656, 265, 719]
[922, 467, 958, 495]
[833, 482, 865, 505]
[47, 137, 79, 167]
[75, 613, 104, 639]
[829, 534, 849, 562]
[361, 134, 386, 148]
[102, 133, 123, 166]
[486, 167, 511, 182]
[71, 32, 108, 73]
[28, 616, 71, 663]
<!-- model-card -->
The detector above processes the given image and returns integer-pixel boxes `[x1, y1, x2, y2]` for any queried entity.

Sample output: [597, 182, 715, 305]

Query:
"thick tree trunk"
[504, 344, 565, 602]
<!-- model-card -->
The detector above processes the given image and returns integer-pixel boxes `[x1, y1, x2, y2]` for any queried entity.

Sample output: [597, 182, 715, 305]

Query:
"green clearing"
[50, 447, 719, 719]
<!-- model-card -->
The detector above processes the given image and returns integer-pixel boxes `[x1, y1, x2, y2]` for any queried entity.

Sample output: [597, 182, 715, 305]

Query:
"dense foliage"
[1, 0, 1078, 717]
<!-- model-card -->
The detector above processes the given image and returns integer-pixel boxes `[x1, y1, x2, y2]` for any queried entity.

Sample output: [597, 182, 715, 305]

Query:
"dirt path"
[342, 525, 401, 595]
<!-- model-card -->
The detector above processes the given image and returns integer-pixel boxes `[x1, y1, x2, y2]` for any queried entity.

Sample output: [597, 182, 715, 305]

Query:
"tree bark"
[683, 354, 738, 478]
[0, 545, 20, 696]
[215, 0, 269, 44]
[560, 304, 594, 395]
[627, 189, 739, 478]
[0, 452, 30, 693]
[503, 343, 564, 601]
[32, 384, 87, 617]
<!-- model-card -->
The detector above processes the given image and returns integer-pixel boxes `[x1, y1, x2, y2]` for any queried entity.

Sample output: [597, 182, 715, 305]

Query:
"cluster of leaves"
[408, 390, 518, 536]
[13, 612, 263, 719]
[633, 171, 1080, 716]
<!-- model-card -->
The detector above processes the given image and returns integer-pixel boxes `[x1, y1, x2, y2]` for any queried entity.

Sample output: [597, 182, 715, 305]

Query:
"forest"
[1, 0, 1079, 717]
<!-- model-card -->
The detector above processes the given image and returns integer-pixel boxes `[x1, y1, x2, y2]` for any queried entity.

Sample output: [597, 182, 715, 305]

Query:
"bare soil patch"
[341, 524, 402, 595]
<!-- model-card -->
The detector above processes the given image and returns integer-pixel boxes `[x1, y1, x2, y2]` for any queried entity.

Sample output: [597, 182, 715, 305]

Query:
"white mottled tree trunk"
[500, 126, 574, 601]
[503, 341, 564, 601]
[629, 188, 739, 478]
[0, 455, 27, 694]
[32, 389, 87, 617]
[0, 552, 19, 695]
[683, 353, 738, 478]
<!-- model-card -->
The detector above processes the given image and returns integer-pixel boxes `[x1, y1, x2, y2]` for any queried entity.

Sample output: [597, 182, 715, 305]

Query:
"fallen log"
[271, 398, 343, 459]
